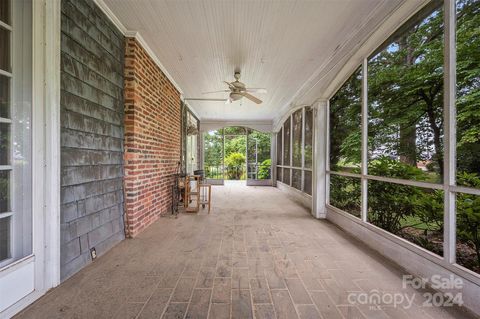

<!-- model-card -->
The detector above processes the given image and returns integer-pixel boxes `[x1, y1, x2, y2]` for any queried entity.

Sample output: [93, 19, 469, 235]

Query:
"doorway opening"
[203, 126, 272, 185]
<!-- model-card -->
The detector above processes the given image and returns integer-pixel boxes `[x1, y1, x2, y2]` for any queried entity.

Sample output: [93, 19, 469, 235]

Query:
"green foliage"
[204, 127, 271, 180]
[224, 136, 246, 158]
[368, 157, 427, 181]
[225, 152, 245, 180]
[225, 152, 245, 167]
[329, 68, 362, 169]
[330, 175, 361, 217]
[457, 192, 480, 267]
[204, 130, 223, 167]
[367, 3, 445, 179]
[456, 0, 480, 177]
[456, 172, 480, 268]
[411, 190, 444, 233]
[258, 159, 271, 180]
[457, 171, 480, 189]
[329, 0, 480, 272]
[367, 180, 416, 235]
[367, 158, 441, 243]
[0, 175, 8, 211]
[247, 130, 271, 164]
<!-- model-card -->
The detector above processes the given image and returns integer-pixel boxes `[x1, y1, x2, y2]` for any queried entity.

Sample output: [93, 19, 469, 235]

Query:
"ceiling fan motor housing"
[230, 92, 243, 101]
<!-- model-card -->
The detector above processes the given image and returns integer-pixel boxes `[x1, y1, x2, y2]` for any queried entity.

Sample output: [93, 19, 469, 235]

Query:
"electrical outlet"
[90, 247, 97, 260]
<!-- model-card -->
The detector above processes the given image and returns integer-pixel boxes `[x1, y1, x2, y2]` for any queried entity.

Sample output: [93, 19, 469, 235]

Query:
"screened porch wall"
[324, 0, 480, 315]
[275, 106, 314, 200]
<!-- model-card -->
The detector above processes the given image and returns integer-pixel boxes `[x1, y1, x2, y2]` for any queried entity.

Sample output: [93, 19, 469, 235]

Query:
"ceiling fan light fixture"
[230, 92, 243, 101]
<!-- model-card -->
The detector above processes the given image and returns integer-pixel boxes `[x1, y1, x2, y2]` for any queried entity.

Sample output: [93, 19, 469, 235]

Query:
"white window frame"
[275, 106, 314, 196]
[0, 0, 14, 267]
[0, 0, 61, 316]
[325, 0, 480, 285]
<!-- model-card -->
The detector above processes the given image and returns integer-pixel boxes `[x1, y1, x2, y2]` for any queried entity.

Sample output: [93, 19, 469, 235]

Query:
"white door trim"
[42, 0, 61, 291]
[0, 0, 61, 317]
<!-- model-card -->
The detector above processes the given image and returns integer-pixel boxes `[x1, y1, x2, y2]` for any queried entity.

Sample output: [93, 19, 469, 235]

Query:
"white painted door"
[0, 0, 38, 315]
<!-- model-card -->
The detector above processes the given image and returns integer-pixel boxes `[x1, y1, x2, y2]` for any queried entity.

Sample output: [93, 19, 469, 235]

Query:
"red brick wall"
[124, 37, 181, 237]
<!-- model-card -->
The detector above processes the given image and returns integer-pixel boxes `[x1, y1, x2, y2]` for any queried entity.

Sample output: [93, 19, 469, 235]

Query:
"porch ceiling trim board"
[200, 120, 272, 133]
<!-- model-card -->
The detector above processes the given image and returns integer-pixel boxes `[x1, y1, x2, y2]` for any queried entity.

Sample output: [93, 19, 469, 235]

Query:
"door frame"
[246, 130, 272, 186]
[0, 0, 61, 317]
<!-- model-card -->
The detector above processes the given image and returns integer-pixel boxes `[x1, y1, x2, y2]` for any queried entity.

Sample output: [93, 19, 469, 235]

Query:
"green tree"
[329, 68, 362, 169]
[368, 1, 444, 180]
[456, 0, 480, 177]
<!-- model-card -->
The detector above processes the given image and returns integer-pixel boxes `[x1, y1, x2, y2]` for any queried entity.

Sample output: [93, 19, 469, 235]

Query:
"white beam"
[443, 0, 456, 264]
[271, 133, 277, 186]
[361, 59, 368, 222]
[313, 100, 327, 219]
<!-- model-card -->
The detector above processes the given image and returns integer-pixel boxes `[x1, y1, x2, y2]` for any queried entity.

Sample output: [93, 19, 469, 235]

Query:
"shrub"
[258, 159, 271, 179]
[330, 175, 361, 217]
[456, 172, 480, 269]
[367, 157, 428, 233]
[224, 152, 245, 180]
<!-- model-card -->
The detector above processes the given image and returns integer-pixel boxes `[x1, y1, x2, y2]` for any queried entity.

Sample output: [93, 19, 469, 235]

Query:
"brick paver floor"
[16, 181, 475, 319]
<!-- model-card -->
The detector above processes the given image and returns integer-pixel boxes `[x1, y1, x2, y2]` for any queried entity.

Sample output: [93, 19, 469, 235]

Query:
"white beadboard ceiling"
[104, 0, 403, 122]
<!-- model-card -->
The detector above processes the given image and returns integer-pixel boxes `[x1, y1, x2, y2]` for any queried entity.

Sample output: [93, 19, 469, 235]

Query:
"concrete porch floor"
[16, 182, 474, 319]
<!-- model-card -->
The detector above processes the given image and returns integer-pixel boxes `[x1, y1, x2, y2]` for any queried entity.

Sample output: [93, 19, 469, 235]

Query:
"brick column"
[123, 37, 182, 237]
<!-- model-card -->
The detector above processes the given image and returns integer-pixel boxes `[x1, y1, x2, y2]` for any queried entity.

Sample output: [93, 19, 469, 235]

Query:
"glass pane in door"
[0, 0, 9, 25]
[304, 107, 313, 169]
[276, 129, 282, 165]
[0, 74, 9, 118]
[224, 130, 246, 180]
[186, 112, 199, 174]
[247, 129, 271, 181]
[0, 170, 9, 213]
[0, 216, 10, 261]
[283, 117, 291, 166]
[292, 110, 302, 167]
[0, 27, 10, 72]
[204, 129, 224, 181]
[0, 0, 33, 266]
[0, 123, 9, 165]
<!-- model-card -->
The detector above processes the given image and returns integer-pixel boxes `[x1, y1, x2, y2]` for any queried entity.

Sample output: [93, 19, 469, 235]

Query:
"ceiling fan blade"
[202, 90, 230, 95]
[184, 98, 228, 102]
[245, 88, 267, 94]
[241, 92, 262, 104]
[224, 81, 235, 90]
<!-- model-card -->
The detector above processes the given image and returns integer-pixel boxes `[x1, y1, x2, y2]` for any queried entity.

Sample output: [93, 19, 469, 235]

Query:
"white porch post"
[199, 131, 205, 170]
[43, 0, 62, 289]
[271, 133, 277, 186]
[312, 100, 327, 219]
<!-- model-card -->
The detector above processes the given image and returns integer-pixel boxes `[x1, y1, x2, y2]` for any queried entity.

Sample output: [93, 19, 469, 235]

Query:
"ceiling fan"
[184, 72, 267, 105]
